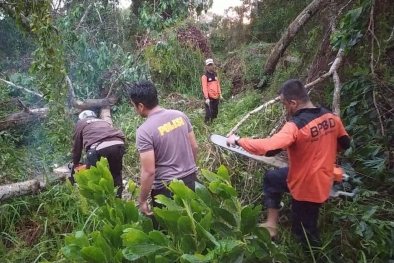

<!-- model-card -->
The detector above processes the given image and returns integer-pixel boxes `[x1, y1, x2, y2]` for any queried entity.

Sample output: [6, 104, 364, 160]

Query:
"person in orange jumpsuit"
[226, 79, 350, 248]
[201, 58, 223, 124]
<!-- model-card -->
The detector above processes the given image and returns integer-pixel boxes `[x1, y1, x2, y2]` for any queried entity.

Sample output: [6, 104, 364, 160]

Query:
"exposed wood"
[227, 97, 280, 137]
[0, 180, 40, 202]
[332, 71, 341, 116]
[66, 75, 118, 110]
[0, 166, 70, 202]
[100, 107, 114, 127]
[263, 0, 326, 75]
[0, 107, 49, 131]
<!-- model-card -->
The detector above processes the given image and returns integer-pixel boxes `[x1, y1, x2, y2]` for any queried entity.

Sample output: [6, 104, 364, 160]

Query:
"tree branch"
[17, 98, 30, 112]
[227, 48, 345, 136]
[76, 3, 93, 30]
[263, 0, 326, 75]
[0, 78, 44, 98]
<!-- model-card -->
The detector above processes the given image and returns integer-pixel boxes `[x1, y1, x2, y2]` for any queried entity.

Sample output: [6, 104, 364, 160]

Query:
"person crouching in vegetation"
[72, 110, 126, 198]
[226, 79, 350, 249]
[201, 58, 223, 124]
[128, 80, 199, 223]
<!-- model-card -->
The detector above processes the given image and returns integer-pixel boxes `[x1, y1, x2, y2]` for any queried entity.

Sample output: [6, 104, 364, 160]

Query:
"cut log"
[100, 106, 114, 127]
[0, 164, 71, 202]
[0, 180, 40, 202]
[263, 0, 327, 75]
[0, 107, 49, 131]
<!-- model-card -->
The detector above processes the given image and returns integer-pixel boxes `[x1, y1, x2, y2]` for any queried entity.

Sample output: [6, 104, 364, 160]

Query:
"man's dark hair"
[277, 79, 310, 103]
[128, 80, 159, 110]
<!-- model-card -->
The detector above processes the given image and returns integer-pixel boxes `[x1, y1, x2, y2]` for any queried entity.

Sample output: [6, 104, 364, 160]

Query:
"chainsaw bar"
[210, 134, 287, 168]
[209, 133, 356, 198]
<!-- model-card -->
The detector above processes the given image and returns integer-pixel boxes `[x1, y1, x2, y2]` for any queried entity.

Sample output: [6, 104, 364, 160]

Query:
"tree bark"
[0, 180, 40, 201]
[100, 106, 114, 127]
[0, 107, 49, 131]
[263, 0, 326, 75]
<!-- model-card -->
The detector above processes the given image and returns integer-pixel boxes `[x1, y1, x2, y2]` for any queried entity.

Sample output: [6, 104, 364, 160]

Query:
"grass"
[1, 81, 394, 262]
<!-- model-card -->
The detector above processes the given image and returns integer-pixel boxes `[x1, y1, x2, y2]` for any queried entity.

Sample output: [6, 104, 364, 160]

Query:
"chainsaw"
[67, 162, 87, 185]
[209, 133, 356, 198]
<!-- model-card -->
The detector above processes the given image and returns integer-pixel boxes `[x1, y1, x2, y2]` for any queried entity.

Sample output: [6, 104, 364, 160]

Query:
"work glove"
[205, 98, 210, 105]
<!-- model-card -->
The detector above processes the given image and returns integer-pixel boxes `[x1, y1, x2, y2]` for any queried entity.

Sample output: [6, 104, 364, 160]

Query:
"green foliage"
[137, 0, 213, 31]
[340, 75, 393, 185]
[60, 158, 286, 262]
[249, 0, 311, 42]
[331, 5, 368, 53]
[145, 31, 205, 97]
[0, 183, 97, 262]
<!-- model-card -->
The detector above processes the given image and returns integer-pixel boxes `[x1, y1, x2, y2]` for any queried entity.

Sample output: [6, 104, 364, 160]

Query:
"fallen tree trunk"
[0, 180, 40, 202]
[0, 166, 70, 202]
[263, 0, 327, 75]
[0, 107, 49, 131]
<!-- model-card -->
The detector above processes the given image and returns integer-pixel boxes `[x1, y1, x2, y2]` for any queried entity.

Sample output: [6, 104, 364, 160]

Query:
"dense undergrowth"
[1, 0, 394, 262]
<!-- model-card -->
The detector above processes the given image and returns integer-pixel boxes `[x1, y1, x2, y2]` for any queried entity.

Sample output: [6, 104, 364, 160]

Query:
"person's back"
[136, 109, 197, 189]
[286, 107, 347, 203]
[74, 118, 125, 151]
[72, 111, 126, 198]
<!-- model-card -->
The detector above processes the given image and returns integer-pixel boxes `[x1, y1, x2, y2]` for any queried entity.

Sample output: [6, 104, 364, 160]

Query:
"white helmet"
[78, 110, 97, 120]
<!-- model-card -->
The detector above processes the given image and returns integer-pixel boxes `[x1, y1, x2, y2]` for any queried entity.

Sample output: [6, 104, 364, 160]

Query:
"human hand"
[205, 98, 210, 105]
[220, 95, 223, 100]
[226, 134, 240, 146]
[139, 200, 153, 216]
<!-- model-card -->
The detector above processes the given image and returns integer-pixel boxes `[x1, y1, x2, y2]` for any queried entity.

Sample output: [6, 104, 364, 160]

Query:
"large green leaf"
[208, 181, 236, 199]
[178, 216, 194, 235]
[80, 246, 107, 262]
[102, 223, 123, 249]
[195, 182, 212, 207]
[124, 200, 139, 223]
[240, 205, 261, 235]
[213, 207, 237, 227]
[122, 229, 162, 257]
[74, 230, 90, 248]
[217, 165, 230, 182]
[201, 169, 219, 182]
[60, 244, 84, 262]
[153, 209, 183, 232]
[155, 194, 185, 211]
[149, 230, 171, 246]
[92, 232, 113, 261]
[199, 212, 212, 230]
[211, 222, 234, 238]
[99, 178, 114, 196]
[169, 179, 197, 200]
[122, 228, 150, 246]
[180, 235, 196, 253]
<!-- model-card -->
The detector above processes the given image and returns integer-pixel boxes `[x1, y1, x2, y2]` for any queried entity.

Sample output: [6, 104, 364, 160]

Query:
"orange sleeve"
[201, 75, 208, 99]
[238, 122, 298, 155]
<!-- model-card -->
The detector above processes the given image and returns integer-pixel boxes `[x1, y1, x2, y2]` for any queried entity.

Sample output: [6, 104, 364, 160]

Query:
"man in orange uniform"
[201, 58, 223, 124]
[226, 79, 350, 247]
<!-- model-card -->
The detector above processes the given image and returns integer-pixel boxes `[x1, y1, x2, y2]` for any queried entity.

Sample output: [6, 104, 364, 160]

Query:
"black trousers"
[86, 144, 126, 198]
[205, 98, 219, 123]
[262, 167, 322, 248]
[150, 173, 198, 229]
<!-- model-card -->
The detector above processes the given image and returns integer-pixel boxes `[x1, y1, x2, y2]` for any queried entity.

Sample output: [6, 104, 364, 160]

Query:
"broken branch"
[228, 48, 345, 136]
[0, 78, 44, 98]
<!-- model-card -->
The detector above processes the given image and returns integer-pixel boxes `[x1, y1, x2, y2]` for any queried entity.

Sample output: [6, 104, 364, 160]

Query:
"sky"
[118, 0, 243, 15]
